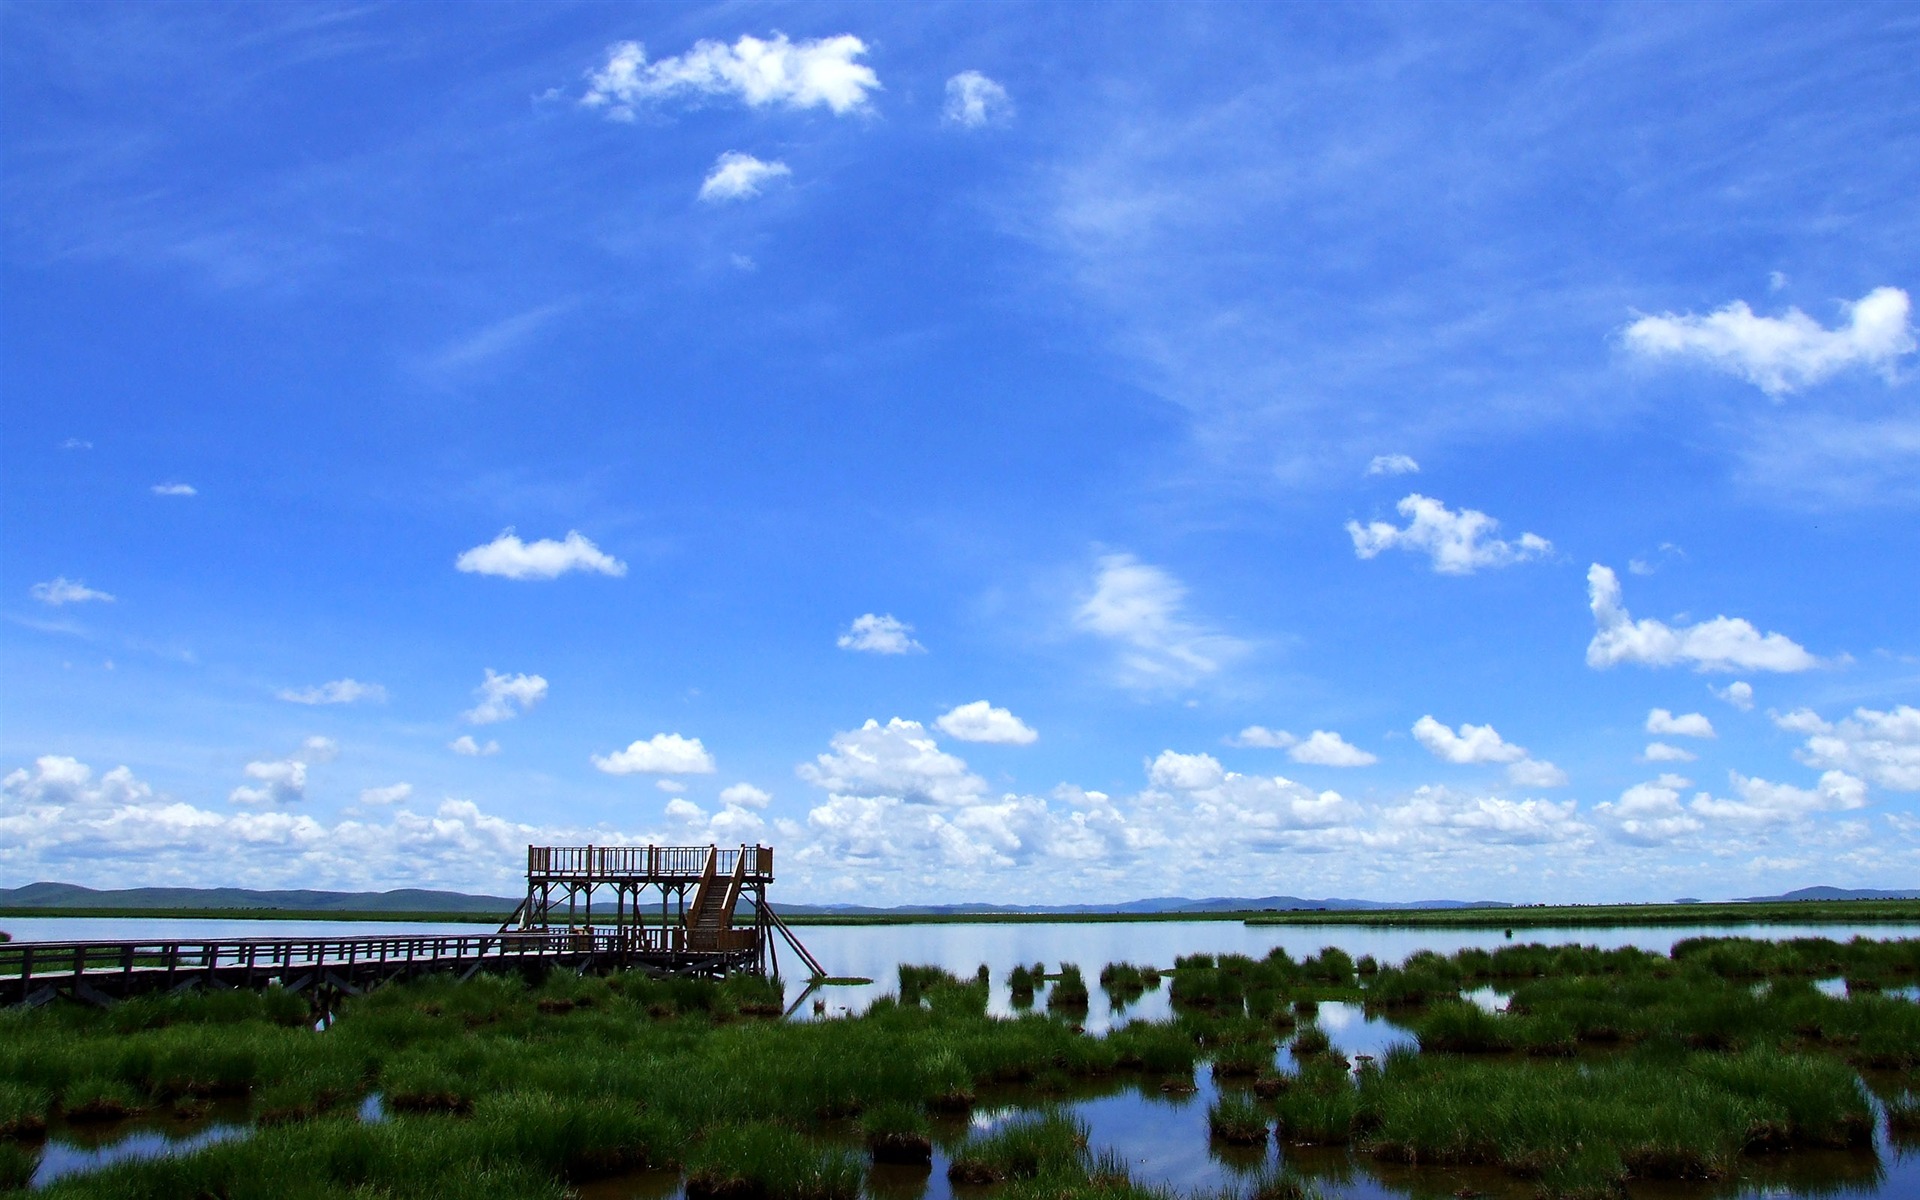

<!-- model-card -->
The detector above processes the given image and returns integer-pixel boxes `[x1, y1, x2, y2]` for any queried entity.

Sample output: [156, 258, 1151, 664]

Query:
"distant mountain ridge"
[0, 882, 519, 913]
[3, 880, 1912, 916]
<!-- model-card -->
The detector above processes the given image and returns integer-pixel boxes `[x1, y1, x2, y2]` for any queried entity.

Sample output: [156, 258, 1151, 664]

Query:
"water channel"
[6, 916, 1918, 1197]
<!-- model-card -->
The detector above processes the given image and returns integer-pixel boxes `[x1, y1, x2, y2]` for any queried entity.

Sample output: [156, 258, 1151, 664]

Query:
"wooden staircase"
[685, 846, 750, 950]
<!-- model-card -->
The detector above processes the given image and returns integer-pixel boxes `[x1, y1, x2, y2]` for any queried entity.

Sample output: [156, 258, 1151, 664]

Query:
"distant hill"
[5, 880, 1911, 917]
[1735, 886, 1920, 902]
[0, 881, 519, 914]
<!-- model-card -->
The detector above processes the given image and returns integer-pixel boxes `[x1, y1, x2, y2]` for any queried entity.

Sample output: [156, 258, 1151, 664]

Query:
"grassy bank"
[1245, 898, 1920, 928]
[2, 936, 1914, 1199]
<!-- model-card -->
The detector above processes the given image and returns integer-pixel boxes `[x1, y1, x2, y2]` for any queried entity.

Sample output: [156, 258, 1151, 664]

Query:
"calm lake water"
[10, 916, 1919, 1197]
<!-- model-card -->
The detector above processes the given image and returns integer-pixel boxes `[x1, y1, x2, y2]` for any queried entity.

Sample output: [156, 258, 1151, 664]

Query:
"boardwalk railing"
[527, 844, 773, 881]
[2, 926, 760, 1008]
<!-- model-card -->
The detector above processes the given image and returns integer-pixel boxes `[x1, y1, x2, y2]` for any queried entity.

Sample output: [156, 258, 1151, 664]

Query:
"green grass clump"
[1207, 1094, 1268, 1144]
[861, 1101, 932, 1164]
[0, 1141, 33, 1190]
[1108, 1020, 1197, 1076]
[1414, 1000, 1512, 1054]
[1048, 963, 1090, 1012]
[685, 1123, 859, 1200]
[0, 1080, 49, 1138]
[1288, 1023, 1331, 1057]
[947, 1111, 1089, 1183]
[1099, 962, 1157, 1008]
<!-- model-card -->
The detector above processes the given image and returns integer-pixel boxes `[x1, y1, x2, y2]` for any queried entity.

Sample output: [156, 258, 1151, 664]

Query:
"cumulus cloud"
[359, 783, 412, 806]
[1074, 554, 1247, 689]
[1778, 705, 1920, 791]
[1412, 716, 1527, 764]
[581, 33, 879, 120]
[448, 735, 499, 757]
[1286, 730, 1379, 768]
[462, 670, 548, 725]
[1596, 774, 1704, 844]
[935, 701, 1038, 745]
[1643, 742, 1698, 763]
[719, 783, 772, 809]
[837, 613, 923, 655]
[455, 530, 626, 581]
[1623, 286, 1916, 397]
[943, 70, 1012, 127]
[278, 678, 386, 706]
[1585, 565, 1819, 673]
[31, 577, 114, 606]
[0, 755, 617, 894]
[230, 738, 335, 806]
[1228, 726, 1296, 749]
[1647, 709, 1716, 738]
[1366, 454, 1420, 476]
[592, 733, 717, 776]
[1690, 770, 1868, 823]
[1384, 786, 1588, 848]
[798, 719, 988, 807]
[1507, 758, 1570, 788]
[1346, 494, 1551, 575]
[1713, 681, 1756, 711]
[698, 151, 791, 202]
[151, 483, 197, 497]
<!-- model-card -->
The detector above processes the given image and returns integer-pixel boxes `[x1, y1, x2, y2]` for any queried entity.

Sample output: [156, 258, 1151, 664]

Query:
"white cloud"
[943, 71, 1012, 127]
[1585, 564, 1819, 673]
[1643, 742, 1698, 763]
[1227, 726, 1296, 749]
[278, 678, 387, 706]
[462, 670, 548, 725]
[798, 718, 987, 807]
[230, 739, 333, 806]
[150, 483, 197, 497]
[1366, 454, 1420, 477]
[719, 783, 772, 809]
[1713, 681, 1756, 711]
[359, 783, 412, 806]
[1412, 715, 1528, 764]
[1346, 494, 1551, 575]
[448, 735, 499, 757]
[698, 151, 791, 203]
[1144, 752, 1356, 839]
[1780, 705, 1920, 791]
[935, 701, 1038, 745]
[1074, 553, 1247, 689]
[31, 577, 114, 606]
[838, 613, 923, 655]
[1623, 286, 1917, 397]
[1647, 708, 1715, 738]
[455, 530, 626, 581]
[61, 438, 92, 451]
[1690, 770, 1868, 824]
[0, 755, 624, 894]
[655, 779, 686, 793]
[592, 733, 717, 776]
[1287, 730, 1378, 768]
[1384, 786, 1588, 847]
[581, 33, 879, 121]
[1596, 774, 1704, 844]
[1507, 758, 1569, 788]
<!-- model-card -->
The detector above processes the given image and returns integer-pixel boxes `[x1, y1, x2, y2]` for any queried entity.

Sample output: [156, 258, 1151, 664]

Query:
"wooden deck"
[1, 843, 822, 1009]
[0, 927, 761, 1009]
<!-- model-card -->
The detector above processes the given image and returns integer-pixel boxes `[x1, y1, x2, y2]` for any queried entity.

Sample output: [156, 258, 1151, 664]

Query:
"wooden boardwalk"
[2, 843, 824, 1009]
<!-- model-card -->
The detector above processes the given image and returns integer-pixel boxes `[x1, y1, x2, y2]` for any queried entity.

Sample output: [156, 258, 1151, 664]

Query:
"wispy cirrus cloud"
[278, 678, 386, 705]
[1073, 554, 1247, 690]
[31, 578, 114, 606]
[944, 71, 1012, 128]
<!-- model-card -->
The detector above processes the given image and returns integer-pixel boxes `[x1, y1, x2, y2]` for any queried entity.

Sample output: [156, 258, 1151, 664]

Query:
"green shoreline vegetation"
[0, 936, 1915, 1199]
[5, 895, 1919, 928]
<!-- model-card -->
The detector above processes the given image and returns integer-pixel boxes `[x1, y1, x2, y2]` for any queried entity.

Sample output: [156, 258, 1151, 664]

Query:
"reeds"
[947, 1111, 1088, 1183]
[684, 1122, 859, 1200]
[1206, 1094, 1268, 1145]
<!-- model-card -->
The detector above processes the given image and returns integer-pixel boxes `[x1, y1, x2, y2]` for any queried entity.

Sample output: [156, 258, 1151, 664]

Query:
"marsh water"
[8, 916, 1920, 1197]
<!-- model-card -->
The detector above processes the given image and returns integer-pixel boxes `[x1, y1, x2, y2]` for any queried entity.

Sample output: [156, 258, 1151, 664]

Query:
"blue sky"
[3, 2, 1917, 904]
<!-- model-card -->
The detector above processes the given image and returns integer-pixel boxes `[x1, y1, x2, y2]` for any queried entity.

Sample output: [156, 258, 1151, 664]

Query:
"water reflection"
[31, 1121, 250, 1188]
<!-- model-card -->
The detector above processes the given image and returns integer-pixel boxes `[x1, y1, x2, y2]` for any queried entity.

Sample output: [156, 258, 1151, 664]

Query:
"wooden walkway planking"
[0, 928, 759, 1009]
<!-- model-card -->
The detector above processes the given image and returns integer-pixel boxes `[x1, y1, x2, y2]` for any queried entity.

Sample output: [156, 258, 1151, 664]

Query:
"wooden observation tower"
[506, 843, 819, 979]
